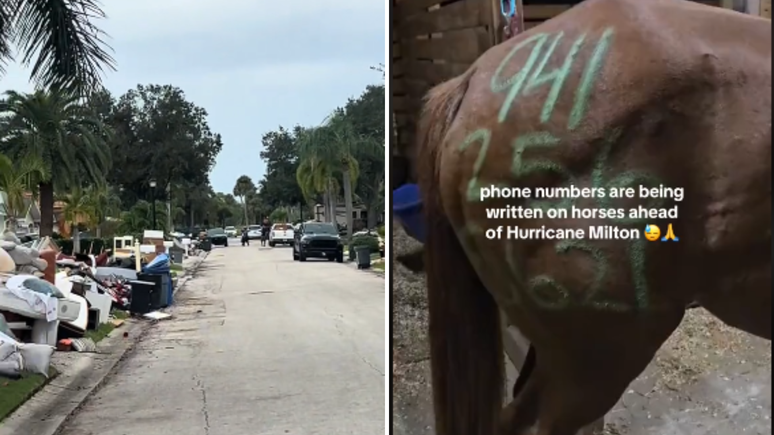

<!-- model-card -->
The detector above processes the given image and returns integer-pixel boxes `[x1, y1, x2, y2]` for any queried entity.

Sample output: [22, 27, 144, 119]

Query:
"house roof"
[26, 198, 41, 221]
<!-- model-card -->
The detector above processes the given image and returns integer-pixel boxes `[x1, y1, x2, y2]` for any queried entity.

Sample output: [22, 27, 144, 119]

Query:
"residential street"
[57, 242, 386, 435]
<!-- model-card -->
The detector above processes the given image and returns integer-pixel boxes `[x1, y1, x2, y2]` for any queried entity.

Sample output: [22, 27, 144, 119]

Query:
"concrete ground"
[57, 240, 386, 435]
[392, 226, 771, 435]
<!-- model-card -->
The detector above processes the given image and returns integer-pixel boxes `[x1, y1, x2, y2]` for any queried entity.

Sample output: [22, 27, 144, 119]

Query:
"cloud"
[0, 0, 386, 192]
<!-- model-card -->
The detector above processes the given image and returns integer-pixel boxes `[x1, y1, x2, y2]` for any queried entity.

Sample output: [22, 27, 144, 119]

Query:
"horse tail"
[416, 68, 504, 435]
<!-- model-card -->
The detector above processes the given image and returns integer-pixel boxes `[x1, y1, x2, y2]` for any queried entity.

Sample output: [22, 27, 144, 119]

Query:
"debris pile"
[0, 232, 49, 276]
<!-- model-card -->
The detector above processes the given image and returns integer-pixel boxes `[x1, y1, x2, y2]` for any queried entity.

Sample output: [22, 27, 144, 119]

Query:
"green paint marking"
[510, 132, 561, 177]
[511, 132, 575, 210]
[528, 275, 571, 309]
[556, 240, 629, 311]
[491, 33, 548, 93]
[459, 129, 492, 202]
[524, 33, 587, 123]
[627, 238, 650, 310]
[494, 34, 549, 122]
[568, 27, 615, 130]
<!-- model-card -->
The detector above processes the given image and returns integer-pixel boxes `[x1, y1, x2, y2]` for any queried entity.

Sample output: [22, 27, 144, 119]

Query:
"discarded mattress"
[0, 285, 80, 322]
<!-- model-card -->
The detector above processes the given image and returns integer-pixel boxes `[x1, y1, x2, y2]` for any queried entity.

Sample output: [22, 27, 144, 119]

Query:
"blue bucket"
[393, 183, 426, 243]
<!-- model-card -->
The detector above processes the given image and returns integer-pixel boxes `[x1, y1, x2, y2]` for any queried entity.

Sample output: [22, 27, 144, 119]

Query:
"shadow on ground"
[391, 226, 771, 435]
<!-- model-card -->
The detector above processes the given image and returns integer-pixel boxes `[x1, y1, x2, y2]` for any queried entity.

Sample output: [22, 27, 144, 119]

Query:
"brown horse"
[398, 0, 771, 434]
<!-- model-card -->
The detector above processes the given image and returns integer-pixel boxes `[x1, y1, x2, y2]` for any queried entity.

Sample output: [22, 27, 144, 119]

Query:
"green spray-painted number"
[516, 130, 661, 311]
[510, 131, 575, 211]
[459, 129, 493, 202]
[589, 129, 663, 310]
[491, 28, 614, 128]
[527, 240, 628, 311]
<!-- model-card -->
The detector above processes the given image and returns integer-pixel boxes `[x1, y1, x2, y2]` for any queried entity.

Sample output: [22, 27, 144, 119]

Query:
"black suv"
[293, 222, 344, 262]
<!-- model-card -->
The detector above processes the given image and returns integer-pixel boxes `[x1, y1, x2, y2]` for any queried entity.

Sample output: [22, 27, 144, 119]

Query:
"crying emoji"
[644, 224, 661, 242]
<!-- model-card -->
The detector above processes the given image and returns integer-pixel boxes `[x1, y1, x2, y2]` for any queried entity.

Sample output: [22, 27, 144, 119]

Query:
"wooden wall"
[392, 0, 497, 155]
[392, 0, 755, 155]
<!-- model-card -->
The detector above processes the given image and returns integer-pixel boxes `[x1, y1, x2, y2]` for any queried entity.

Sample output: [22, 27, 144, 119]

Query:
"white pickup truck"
[269, 223, 294, 247]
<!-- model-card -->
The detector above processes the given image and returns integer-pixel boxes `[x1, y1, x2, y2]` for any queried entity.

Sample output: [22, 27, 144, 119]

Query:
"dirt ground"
[392, 226, 771, 435]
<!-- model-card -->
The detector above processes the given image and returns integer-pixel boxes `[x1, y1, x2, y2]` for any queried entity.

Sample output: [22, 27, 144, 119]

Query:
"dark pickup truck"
[207, 228, 229, 247]
[292, 222, 344, 262]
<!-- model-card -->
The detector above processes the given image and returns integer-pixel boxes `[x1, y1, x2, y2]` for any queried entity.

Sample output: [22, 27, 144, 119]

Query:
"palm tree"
[296, 154, 339, 223]
[0, 90, 112, 236]
[83, 184, 121, 237]
[232, 175, 255, 224]
[58, 188, 95, 253]
[0, 152, 48, 234]
[297, 111, 380, 237]
[117, 200, 168, 236]
[0, 0, 115, 95]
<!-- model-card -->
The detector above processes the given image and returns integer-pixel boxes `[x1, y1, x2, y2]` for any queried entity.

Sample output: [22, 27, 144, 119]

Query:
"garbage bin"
[129, 280, 155, 314]
[138, 272, 165, 309]
[355, 246, 371, 270]
[142, 254, 173, 307]
[169, 248, 184, 265]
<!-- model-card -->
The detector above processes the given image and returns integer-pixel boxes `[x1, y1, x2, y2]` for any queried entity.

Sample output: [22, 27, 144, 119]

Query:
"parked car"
[269, 223, 294, 247]
[207, 228, 228, 247]
[293, 222, 344, 262]
[224, 226, 237, 237]
[246, 225, 262, 240]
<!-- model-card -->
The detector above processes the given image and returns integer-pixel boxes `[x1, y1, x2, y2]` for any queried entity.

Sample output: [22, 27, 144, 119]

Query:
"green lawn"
[372, 262, 385, 272]
[84, 310, 129, 343]
[0, 367, 58, 422]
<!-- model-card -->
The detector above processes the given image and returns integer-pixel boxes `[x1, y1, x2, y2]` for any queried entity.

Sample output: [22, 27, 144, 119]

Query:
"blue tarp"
[142, 253, 174, 306]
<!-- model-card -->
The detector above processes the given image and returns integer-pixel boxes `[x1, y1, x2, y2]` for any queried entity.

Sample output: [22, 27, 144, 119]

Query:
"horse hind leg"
[531, 313, 684, 435]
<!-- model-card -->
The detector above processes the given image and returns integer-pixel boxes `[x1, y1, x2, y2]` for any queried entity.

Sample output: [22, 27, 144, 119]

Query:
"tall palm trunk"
[342, 169, 354, 238]
[39, 182, 55, 237]
[326, 183, 336, 223]
[367, 203, 377, 229]
[242, 196, 249, 224]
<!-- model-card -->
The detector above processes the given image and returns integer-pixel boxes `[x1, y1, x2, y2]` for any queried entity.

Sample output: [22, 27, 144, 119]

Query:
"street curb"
[0, 253, 209, 435]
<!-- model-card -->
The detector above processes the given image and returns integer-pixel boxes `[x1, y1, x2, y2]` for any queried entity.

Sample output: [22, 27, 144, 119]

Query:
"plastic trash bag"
[18, 342, 54, 377]
[0, 331, 22, 378]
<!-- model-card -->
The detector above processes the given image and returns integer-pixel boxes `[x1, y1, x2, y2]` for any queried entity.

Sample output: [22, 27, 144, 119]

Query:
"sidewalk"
[0, 251, 208, 435]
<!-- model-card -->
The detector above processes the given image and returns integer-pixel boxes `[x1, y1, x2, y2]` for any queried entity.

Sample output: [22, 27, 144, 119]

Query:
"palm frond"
[12, 0, 116, 95]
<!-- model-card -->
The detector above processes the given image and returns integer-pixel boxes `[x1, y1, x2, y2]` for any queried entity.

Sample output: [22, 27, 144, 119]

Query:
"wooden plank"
[400, 26, 490, 64]
[392, 95, 424, 113]
[395, 113, 418, 130]
[522, 4, 572, 20]
[398, 0, 485, 37]
[400, 60, 471, 86]
[402, 78, 435, 99]
[396, 0, 446, 19]
[392, 61, 404, 77]
[762, 0, 772, 17]
[524, 21, 543, 30]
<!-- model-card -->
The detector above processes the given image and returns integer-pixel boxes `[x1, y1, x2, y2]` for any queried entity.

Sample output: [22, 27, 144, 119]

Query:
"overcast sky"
[0, 0, 386, 193]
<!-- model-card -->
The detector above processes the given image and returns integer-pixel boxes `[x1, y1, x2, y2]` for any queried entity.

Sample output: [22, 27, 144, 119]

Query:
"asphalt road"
[58, 241, 386, 435]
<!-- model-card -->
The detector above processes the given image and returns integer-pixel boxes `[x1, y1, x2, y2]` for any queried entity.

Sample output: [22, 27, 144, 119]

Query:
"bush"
[350, 234, 380, 254]
[377, 225, 385, 237]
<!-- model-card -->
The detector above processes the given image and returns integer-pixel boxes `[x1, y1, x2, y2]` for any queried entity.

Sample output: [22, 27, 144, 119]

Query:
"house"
[12, 196, 41, 236]
[0, 192, 44, 236]
[313, 203, 382, 228]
